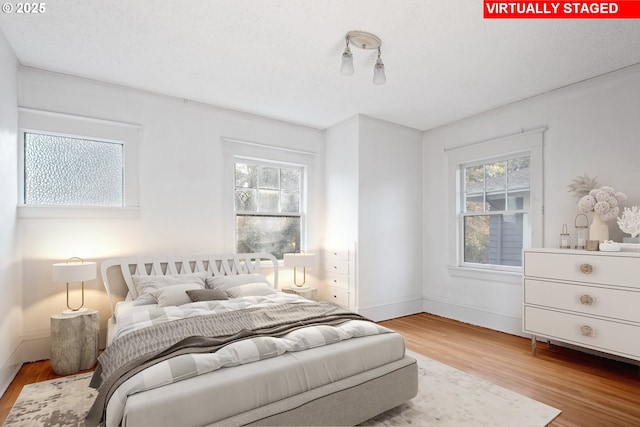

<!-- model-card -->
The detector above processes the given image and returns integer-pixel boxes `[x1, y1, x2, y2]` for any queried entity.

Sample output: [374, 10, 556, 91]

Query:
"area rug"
[4, 350, 561, 426]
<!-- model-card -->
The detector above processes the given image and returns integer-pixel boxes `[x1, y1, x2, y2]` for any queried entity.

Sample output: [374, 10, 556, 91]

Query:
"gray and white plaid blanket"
[86, 297, 391, 426]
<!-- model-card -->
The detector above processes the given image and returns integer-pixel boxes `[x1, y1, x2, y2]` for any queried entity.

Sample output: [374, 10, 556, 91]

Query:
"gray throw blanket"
[86, 301, 367, 426]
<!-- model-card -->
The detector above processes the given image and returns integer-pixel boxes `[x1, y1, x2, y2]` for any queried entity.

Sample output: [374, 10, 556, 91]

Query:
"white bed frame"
[101, 252, 279, 320]
[98, 252, 417, 426]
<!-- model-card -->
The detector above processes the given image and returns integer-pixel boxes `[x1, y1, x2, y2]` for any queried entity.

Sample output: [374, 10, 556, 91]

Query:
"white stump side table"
[282, 286, 318, 301]
[50, 309, 99, 375]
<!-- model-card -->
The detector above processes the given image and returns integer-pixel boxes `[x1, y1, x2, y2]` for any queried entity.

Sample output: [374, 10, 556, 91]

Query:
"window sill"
[17, 205, 140, 219]
[447, 265, 521, 284]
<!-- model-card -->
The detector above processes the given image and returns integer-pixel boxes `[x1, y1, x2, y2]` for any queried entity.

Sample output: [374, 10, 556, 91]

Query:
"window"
[461, 155, 530, 268]
[18, 108, 139, 218]
[23, 132, 124, 207]
[446, 128, 544, 276]
[234, 161, 304, 259]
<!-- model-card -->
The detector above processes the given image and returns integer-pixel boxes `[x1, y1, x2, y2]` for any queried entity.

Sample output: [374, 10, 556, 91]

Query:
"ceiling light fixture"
[340, 31, 386, 85]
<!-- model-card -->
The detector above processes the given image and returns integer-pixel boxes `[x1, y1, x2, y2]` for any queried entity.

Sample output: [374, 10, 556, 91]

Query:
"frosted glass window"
[234, 161, 304, 259]
[24, 132, 124, 206]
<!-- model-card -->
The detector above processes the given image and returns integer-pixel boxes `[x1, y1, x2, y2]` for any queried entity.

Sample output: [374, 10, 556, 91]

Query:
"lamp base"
[62, 307, 89, 315]
[290, 284, 310, 290]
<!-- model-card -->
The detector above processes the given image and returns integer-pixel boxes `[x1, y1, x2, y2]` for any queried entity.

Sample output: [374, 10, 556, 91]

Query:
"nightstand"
[282, 286, 318, 301]
[50, 309, 99, 375]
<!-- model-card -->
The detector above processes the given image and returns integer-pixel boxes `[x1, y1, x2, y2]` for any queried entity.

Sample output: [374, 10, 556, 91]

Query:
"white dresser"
[323, 249, 354, 309]
[523, 248, 640, 361]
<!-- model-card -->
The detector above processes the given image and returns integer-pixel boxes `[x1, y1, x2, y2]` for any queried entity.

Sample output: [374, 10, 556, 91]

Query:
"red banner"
[484, 1, 640, 18]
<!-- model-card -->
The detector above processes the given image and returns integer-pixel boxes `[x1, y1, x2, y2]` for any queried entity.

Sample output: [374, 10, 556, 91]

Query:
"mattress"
[111, 332, 406, 427]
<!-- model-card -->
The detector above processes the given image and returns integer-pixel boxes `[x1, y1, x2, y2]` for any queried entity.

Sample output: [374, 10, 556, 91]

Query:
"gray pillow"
[205, 273, 268, 291]
[151, 283, 203, 307]
[186, 288, 229, 302]
[132, 272, 208, 304]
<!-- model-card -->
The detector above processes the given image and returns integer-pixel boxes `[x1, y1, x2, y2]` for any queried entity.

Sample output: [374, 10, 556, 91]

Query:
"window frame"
[223, 138, 316, 261]
[233, 158, 307, 259]
[17, 108, 140, 219]
[446, 128, 544, 278]
[459, 152, 531, 272]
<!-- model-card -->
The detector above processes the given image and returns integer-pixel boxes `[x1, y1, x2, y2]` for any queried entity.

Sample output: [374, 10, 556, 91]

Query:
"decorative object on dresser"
[523, 248, 640, 362]
[577, 186, 627, 243]
[52, 257, 97, 314]
[567, 175, 627, 243]
[574, 214, 589, 250]
[324, 248, 354, 309]
[617, 206, 640, 243]
[282, 251, 315, 289]
[50, 309, 99, 375]
[559, 224, 571, 249]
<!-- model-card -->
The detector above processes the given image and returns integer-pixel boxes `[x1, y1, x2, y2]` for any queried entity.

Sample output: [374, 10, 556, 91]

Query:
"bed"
[87, 252, 418, 427]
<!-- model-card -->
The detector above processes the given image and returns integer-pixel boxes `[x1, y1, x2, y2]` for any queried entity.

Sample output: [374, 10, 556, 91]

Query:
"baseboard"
[19, 334, 51, 363]
[0, 341, 22, 398]
[358, 297, 423, 322]
[422, 297, 524, 337]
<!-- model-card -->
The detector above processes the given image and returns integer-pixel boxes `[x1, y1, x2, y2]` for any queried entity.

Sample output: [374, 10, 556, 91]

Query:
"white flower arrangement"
[617, 206, 640, 238]
[577, 186, 627, 221]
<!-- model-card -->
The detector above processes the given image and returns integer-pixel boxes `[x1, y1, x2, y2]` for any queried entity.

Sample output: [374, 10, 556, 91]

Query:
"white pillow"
[226, 282, 277, 298]
[206, 273, 269, 291]
[151, 283, 203, 307]
[132, 272, 208, 304]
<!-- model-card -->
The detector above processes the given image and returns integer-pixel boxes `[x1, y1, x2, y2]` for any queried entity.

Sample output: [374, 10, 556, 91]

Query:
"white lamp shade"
[52, 261, 97, 282]
[340, 49, 354, 76]
[283, 253, 315, 268]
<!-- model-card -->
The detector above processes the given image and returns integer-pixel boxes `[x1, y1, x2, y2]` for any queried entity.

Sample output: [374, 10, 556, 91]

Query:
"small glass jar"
[560, 224, 571, 249]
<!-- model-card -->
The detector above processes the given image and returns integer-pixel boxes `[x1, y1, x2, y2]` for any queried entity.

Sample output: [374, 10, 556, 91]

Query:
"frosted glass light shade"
[52, 261, 97, 282]
[283, 253, 315, 267]
[340, 48, 354, 76]
[373, 59, 386, 85]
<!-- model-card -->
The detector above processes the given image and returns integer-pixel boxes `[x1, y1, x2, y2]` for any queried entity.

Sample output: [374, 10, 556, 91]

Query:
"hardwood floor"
[1, 313, 638, 426]
[380, 313, 640, 427]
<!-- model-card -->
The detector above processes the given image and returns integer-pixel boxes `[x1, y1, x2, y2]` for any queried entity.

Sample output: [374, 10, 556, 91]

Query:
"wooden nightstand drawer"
[524, 306, 640, 359]
[524, 251, 640, 289]
[524, 279, 640, 322]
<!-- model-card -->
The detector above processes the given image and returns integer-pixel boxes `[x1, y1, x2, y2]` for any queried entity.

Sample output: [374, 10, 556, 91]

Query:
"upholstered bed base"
[210, 356, 418, 426]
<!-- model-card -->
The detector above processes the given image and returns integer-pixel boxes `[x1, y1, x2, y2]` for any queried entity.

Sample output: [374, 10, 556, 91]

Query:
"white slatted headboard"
[100, 253, 278, 320]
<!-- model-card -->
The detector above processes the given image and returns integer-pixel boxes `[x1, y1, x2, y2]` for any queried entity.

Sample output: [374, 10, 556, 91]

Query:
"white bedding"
[102, 293, 403, 426]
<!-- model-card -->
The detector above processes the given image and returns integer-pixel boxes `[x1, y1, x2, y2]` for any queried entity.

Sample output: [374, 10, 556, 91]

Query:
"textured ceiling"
[1, 0, 640, 130]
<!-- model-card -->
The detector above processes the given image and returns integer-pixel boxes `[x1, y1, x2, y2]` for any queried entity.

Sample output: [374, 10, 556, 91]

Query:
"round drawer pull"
[580, 325, 594, 337]
[579, 264, 593, 274]
[580, 295, 594, 305]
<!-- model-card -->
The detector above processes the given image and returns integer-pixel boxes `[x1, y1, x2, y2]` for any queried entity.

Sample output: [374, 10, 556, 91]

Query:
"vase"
[589, 213, 609, 243]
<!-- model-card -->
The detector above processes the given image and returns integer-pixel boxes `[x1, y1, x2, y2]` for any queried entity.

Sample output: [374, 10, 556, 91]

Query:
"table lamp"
[283, 252, 315, 290]
[52, 257, 96, 314]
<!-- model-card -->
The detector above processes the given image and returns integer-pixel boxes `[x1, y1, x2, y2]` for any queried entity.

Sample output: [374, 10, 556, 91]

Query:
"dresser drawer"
[325, 271, 349, 290]
[524, 306, 640, 360]
[524, 279, 640, 323]
[524, 252, 640, 289]
[329, 286, 349, 308]
[324, 249, 349, 261]
[325, 259, 349, 275]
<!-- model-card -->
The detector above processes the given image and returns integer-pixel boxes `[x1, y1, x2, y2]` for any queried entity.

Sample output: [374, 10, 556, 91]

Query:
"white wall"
[357, 116, 423, 320]
[17, 68, 325, 361]
[422, 66, 640, 335]
[0, 29, 22, 396]
[324, 115, 423, 320]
